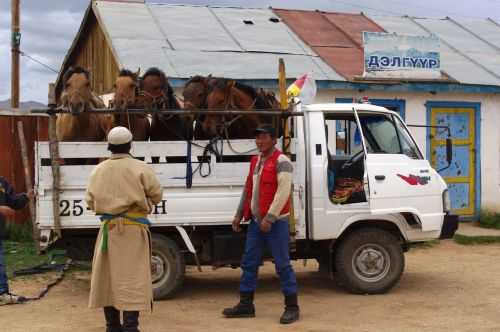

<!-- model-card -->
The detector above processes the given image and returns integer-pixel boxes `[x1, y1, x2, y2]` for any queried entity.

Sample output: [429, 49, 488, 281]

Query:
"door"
[355, 110, 444, 231]
[427, 103, 480, 218]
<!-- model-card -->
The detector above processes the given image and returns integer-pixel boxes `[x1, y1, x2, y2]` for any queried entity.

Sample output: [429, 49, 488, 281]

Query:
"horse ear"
[135, 67, 141, 78]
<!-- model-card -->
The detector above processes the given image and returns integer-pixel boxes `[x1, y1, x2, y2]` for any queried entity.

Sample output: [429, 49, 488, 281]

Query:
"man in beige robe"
[86, 126, 163, 332]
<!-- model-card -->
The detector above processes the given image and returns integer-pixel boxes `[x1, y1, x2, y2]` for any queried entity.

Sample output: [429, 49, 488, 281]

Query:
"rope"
[11, 251, 84, 303]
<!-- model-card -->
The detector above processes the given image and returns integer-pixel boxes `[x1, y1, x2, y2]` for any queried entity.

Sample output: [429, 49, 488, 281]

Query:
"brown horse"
[141, 67, 192, 141]
[204, 78, 279, 139]
[183, 75, 211, 139]
[111, 69, 150, 141]
[56, 66, 114, 141]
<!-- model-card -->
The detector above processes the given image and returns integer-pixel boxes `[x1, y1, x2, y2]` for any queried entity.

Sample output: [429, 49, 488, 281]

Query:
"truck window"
[324, 114, 366, 205]
[359, 114, 422, 159]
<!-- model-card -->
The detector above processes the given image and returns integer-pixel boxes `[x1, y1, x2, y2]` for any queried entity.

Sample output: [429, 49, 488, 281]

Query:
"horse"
[183, 75, 211, 139]
[204, 78, 280, 139]
[141, 68, 192, 141]
[56, 66, 114, 141]
[111, 69, 150, 141]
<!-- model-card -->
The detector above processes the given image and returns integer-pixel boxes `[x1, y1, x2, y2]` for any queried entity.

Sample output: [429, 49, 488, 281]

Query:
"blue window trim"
[425, 101, 481, 220]
[335, 97, 406, 119]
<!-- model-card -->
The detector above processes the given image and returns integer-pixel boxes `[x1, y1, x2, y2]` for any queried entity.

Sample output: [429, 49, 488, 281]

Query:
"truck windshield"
[359, 114, 422, 159]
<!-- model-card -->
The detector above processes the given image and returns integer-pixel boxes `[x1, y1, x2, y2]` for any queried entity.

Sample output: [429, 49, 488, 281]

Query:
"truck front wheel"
[151, 233, 186, 300]
[334, 228, 404, 294]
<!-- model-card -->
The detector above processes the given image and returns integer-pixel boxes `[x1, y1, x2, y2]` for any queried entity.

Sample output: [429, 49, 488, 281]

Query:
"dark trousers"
[0, 239, 9, 294]
[239, 218, 298, 296]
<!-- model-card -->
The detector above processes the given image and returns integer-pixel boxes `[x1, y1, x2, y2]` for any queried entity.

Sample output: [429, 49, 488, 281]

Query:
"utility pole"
[11, 0, 20, 108]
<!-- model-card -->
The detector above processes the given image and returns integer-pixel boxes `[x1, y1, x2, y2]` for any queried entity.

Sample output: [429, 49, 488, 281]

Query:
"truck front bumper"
[439, 214, 459, 239]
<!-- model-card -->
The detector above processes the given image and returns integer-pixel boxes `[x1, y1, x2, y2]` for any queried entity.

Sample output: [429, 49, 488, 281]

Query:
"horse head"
[204, 78, 258, 137]
[183, 75, 209, 110]
[61, 66, 93, 115]
[113, 68, 140, 111]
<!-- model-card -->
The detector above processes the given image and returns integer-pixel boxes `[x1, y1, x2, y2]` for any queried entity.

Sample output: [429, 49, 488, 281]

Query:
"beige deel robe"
[85, 153, 163, 312]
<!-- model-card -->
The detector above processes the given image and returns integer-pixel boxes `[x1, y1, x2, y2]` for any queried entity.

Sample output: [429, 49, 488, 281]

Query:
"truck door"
[354, 109, 443, 231]
[292, 108, 307, 239]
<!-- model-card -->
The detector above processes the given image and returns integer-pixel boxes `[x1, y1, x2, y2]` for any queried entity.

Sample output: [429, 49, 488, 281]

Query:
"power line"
[18, 50, 59, 74]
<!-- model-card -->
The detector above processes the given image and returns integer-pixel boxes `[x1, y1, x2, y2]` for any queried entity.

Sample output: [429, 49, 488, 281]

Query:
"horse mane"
[234, 82, 274, 109]
[63, 66, 90, 85]
[186, 75, 207, 86]
[118, 69, 138, 80]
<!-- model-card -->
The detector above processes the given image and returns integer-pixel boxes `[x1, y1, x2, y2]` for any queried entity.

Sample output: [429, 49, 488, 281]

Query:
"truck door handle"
[375, 175, 386, 180]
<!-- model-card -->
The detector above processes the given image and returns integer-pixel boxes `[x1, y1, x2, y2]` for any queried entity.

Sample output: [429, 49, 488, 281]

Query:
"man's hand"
[232, 215, 242, 232]
[27, 189, 36, 200]
[0, 206, 16, 219]
[259, 219, 272, 233]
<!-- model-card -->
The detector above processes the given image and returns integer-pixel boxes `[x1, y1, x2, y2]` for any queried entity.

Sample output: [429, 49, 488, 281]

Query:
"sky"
[1, 0, 500, 104]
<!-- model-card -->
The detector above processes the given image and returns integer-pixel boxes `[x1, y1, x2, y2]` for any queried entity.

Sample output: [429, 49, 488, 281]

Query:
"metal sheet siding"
[274, 10, 384, 80]
[212, 7, 313, 54]
[93, 2, 344, 80]
[148, 5, 241, 51]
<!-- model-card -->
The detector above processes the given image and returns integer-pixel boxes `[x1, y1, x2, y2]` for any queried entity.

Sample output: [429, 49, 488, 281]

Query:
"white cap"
[107, 126, 133, 145]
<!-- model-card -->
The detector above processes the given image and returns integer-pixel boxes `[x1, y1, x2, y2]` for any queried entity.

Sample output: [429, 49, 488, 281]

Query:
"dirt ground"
[2, 241, 500, 332]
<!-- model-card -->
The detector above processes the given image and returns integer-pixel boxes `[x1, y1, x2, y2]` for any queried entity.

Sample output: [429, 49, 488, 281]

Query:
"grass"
[3, 241, 56, 277]
[478, 210, 500, 230]
[454, 234, 500, 246]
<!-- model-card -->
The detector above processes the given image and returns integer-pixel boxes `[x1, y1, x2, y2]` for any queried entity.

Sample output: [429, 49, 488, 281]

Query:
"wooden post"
[11, 0, 20, 108]
[17, 121, 40, 251]
[48, 83, 62, 238]
[278, 59, 296, 242]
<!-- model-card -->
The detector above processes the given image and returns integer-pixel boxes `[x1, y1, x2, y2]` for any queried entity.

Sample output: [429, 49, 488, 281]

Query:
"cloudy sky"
[1, 0, 500, 103]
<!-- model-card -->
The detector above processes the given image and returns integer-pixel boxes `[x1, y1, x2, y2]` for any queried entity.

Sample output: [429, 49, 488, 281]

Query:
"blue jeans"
[239, 218, 298, 296]
[0, 239, 9, 294]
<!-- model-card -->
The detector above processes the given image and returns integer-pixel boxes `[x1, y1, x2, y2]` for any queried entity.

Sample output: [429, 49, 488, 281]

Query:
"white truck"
[35, 102, 458, 299]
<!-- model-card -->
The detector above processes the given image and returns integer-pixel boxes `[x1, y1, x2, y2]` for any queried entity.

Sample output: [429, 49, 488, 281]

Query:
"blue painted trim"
[425, 101, 482, 219]
[169, 78, 500, 94]
[336, 97, 406, 119]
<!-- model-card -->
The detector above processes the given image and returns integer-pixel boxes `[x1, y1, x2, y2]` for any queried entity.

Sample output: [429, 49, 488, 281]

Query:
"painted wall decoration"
[363, 32, 441, 79]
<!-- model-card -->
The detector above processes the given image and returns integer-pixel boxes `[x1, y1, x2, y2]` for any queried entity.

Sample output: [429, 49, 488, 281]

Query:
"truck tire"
[334, 227, 404, 294]
[151, 233, 186, 300]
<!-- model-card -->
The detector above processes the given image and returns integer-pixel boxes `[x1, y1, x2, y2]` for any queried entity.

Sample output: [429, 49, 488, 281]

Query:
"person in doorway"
[222, 124, 300, 324]
[86, 126, 163, 332]
[0, 177, 34, 305]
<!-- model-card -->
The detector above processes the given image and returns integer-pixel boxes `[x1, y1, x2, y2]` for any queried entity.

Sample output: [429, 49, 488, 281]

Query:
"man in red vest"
[222, 124, 299, 324]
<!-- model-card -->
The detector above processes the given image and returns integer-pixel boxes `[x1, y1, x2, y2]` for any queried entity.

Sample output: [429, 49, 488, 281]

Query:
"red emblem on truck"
[397, 174, 430, 185]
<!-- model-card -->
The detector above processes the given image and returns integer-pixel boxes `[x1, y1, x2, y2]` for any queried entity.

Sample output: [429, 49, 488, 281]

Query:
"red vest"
[242, 149, 291, 220]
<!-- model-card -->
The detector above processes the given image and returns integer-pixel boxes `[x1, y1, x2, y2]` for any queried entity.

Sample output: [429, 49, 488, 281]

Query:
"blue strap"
[186, 140, 193, 189]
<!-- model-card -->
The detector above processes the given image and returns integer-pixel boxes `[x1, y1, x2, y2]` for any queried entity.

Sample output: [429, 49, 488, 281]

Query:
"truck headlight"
[442, 189, 451, 213]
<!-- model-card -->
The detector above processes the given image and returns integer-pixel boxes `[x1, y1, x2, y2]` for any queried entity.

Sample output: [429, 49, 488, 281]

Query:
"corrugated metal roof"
[274, 10, 385, 80]
[93, 1, 344, 81]
[368, 15, 500, 85]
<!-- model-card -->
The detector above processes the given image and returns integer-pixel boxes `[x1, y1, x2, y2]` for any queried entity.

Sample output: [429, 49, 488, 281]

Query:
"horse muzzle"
[68, 102, 86, 115]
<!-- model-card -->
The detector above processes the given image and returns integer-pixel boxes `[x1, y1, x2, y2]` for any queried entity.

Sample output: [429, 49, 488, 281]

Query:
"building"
[57, 0, 500, 219]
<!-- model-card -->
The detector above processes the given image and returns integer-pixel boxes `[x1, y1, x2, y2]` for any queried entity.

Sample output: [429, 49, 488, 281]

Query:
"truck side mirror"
[446, 138, 453, 165]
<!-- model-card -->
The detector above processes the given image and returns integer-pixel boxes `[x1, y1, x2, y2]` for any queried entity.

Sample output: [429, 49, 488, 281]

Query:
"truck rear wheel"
[334, 228, 404, 294]
[151, 233, 186, 300]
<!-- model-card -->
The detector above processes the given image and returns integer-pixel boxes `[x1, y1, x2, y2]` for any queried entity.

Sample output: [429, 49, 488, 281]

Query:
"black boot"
[122, 311, 139, 332]
[280, 294, 300, 324]
[222, 292, 256, 318]
[103, 306, 122, 332]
